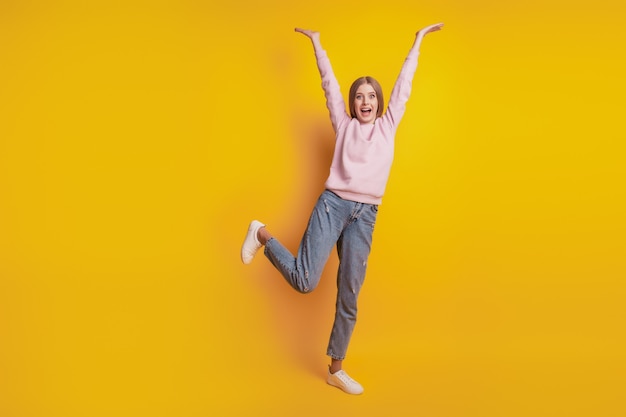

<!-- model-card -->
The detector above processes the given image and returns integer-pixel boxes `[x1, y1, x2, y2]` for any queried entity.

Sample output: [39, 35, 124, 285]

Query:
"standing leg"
[325, 203, 377, 394]
[326, 205, 376, 359]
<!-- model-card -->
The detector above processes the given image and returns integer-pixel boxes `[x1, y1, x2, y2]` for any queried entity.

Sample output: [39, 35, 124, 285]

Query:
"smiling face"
[348, 77, 384, 124]
[353, 84, 379, 124]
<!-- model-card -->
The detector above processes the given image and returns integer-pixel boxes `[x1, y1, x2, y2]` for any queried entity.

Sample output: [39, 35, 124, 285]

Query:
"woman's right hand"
[295, 28, 320, 42]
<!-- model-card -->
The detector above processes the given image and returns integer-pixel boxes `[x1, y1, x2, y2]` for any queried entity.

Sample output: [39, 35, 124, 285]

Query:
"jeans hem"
[327, 352, 346, 361]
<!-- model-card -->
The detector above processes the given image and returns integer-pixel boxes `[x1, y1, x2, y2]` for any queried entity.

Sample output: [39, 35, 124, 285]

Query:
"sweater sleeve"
[385, 48, 420, 128]
[314, 49, 350, 134]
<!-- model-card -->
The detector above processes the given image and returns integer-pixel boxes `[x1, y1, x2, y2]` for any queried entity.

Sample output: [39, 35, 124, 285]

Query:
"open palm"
[417, 23, 444, 38]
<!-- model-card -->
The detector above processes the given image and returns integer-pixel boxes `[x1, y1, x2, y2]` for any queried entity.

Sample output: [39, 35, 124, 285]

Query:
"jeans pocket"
[368, 204, 378, 231]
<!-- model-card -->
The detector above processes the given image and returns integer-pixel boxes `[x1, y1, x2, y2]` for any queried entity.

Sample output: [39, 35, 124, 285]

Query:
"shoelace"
[336, 371, 358, 386]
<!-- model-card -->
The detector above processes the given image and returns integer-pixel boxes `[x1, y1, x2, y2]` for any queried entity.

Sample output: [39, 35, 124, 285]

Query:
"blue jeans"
[264, 190, 378, 360]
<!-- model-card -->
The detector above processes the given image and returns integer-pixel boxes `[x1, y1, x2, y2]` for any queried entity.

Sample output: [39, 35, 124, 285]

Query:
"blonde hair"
[348, 77, 384, 119]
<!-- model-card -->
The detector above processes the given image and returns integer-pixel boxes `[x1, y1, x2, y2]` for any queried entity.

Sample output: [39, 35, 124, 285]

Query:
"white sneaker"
[327, 368, 364, 395]
[241, 220, 265, 264]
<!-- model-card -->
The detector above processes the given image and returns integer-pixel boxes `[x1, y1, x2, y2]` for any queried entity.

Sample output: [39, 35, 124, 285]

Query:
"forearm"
[295, 28, 347, 131]
[410, 30, 431, 55]
[310, 35, 324, 56]
[316, 48, 347, 132]
[387, 24, 443, 125]
[406, 34, 424, 61]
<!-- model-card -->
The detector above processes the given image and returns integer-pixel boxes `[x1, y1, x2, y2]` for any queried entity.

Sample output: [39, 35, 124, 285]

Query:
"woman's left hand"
[417, 23, 444, 38]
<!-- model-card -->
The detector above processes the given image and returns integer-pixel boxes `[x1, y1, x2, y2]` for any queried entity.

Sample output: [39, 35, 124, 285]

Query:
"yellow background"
[1, 0, 625, 416]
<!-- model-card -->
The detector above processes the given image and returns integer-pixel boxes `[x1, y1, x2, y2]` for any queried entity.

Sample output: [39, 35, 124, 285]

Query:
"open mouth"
[360, 108, 372, 116]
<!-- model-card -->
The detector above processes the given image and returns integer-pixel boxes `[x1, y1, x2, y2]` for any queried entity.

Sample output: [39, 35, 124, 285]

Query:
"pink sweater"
[315, 47, 420, 205]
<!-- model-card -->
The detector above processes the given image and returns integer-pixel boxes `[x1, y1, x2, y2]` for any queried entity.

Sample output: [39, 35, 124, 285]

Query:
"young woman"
[241, 23, 444, 395]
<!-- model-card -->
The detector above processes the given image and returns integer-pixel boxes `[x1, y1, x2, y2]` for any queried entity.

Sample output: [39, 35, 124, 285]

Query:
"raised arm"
[386, 23, 444, 126]
[295, 28, 350, 133]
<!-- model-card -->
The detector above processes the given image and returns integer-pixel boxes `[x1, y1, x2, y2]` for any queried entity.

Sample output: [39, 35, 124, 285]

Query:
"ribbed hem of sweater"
[328, 189, 382, 206]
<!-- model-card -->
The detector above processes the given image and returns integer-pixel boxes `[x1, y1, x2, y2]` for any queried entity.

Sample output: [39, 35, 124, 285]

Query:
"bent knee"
[292, 272, 319, 294]
[296, 282, 317, 294]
